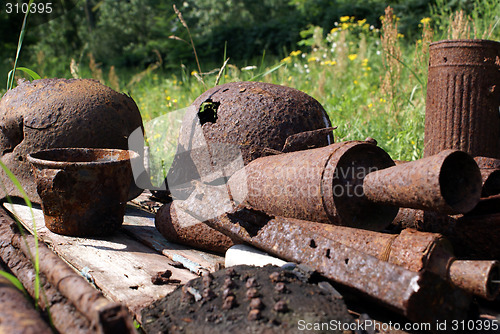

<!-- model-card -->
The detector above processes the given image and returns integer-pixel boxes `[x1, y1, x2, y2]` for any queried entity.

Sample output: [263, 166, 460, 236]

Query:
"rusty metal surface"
[6, 215, 135, 333]
[204, 207, 471, 325]
[228, 141, 397, 231]
[424, 39, 500, 159]
[154, 81, 334, 201]
[155, 201, 234, 253]
[364, 150, 482, 214]
[27, 148, 138, 236]
[448, 260, 500, 301]
[0, 263, 53, 334]
[391, 201, 500, 260]
[297, 223, 498, 299]
[0, 78, 144, 203]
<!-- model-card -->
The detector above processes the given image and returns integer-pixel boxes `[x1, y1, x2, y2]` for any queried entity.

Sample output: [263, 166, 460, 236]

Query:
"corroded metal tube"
[424, 39, 500, 159]
[205, 207, 471, 325]
[155, 201, 234, 253]
[313, 225, 500, 300]
[363, 149, 482, 214]
[228, 141, 397, 231]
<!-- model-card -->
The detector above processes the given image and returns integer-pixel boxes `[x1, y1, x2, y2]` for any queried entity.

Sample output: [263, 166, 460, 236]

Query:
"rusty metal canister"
[424, 39, 500, 159]
[364, 149, 482, 214]
[228, 141, 398, 231]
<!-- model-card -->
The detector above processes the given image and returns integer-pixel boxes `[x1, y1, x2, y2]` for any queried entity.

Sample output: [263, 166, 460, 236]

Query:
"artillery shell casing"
[228, 141, 397, 231]
[363, 150, 482, 214]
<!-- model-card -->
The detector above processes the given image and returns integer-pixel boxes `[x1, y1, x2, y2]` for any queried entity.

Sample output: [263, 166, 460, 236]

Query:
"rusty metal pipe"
[363, 149, 482, 214]
[204, 207, 471, 325]
[424, 39, 500, 159]
[228, 141, 398, 231]
[311, 224, 500, 300]
[448, 260, 500, 301]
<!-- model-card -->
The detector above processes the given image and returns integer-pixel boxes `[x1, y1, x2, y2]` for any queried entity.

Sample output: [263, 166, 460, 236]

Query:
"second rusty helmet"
[156, 81, 334, 200]
[0, 78, 144, 203]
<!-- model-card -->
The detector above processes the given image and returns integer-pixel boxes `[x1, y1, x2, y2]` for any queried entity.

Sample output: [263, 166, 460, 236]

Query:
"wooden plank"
[123, 205, 224, 274]
[3, 202, 198, 322]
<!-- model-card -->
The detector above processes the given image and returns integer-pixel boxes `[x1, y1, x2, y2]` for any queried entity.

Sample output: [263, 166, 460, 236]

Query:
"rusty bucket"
[424, 39, 500, 158]
[27, 148, 139, 236]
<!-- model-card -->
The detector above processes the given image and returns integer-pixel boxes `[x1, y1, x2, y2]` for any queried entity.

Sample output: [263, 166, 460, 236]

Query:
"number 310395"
[5, 2, 53, 14]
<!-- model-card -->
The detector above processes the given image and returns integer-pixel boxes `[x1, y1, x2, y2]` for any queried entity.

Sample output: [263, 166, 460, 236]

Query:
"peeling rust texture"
[155, 201, 234, 253]
[364, 150, 482, 214]
[156, 81, 335, 201]
[204, 208, 471, 325]
[0, 211, 93, 334]
[228, 141, 397, 231]
[391, 195, 500, 260]
[448, 260, 500, 301]
[0, 263, 53, 334]
[0, 78, 144, 203]
[286, 223, 499, 300]
[424, 39, 500, 159]
[5, 214, 136, 334]
[27, 148, 138, 237]
[475, 156, 500, 197]
[189, 81, 334, 164]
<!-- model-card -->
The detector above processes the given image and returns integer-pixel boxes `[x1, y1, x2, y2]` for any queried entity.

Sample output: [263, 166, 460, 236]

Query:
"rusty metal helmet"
[0, 78, 144, 203]
[156, 81, 334, 200]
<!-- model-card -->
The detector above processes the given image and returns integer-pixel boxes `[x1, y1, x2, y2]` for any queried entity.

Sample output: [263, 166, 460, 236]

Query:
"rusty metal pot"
[0, 78, 144, 203]
[424, 39, 500, 158]
[27, 148, 139, 236]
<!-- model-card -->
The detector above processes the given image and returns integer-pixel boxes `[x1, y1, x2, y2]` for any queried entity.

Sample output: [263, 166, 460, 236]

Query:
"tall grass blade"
[250, 62, 286, 81]
[0, 161, 40, 304]
[0, 271, 27, 294]
[7, 0, 35, 90]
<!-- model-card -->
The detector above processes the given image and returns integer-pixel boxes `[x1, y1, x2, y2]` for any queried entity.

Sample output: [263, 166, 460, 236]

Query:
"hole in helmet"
[198, 99, 219, 125]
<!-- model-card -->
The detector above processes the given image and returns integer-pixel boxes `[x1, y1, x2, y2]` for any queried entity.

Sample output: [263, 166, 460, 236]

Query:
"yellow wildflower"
[308, 56, 318, 62]
[330, 27, 339, 34]
[357, 19, 366, 26]
[288, 76, 292, 81]
[340, 16, 350, 22]
[166, 96, 171, 101]
[368, 103, 373, 108]
[191, 70, 197, 76]
[353, 80, 358, 85]
[420, 17, 431, 25]
[290, 50, 302, 57]
[341, 23, 350, 30]
[379, 98, 386, 103]
[173, 99, 178, 103]
[281, 56, 292, 63]
[397, 33, 404, 39]
[361, 58, 369, 66]
[348, 54, 358, 61]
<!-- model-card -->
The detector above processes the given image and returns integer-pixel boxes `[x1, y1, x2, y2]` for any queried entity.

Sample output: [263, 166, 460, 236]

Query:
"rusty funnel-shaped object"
[424, 39, 500, 159]
[229, 141, 397, 231]
[229, 142, 482, 231]
[364, 149, 482, 214]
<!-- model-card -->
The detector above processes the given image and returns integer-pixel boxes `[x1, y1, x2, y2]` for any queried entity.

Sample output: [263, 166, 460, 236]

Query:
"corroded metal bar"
[0, 213, 92, 334]
[392, 196, 500, 260]
[10, 231, 135, 334]
[364, 150, 482, 214]
[155, 201, 234, 253]
[0, 262, 53, 334]
[424, 39, 500, 159]
[204, 207, 471, 325]
[311, 224, 500, 300]
[228, 141, 397, 231]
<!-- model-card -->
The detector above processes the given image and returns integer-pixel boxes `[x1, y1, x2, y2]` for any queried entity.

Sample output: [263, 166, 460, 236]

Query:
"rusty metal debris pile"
[152, 39, 500, 332]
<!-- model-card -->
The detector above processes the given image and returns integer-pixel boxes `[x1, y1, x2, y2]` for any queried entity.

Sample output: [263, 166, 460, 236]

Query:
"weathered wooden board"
[3, 202, 198, 322]
[123, 204, 224, 274]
